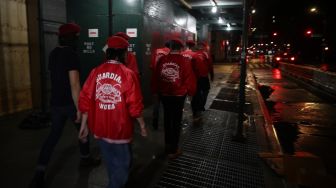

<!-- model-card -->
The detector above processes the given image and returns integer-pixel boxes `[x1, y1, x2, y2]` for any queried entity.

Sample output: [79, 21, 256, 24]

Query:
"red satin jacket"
[151, 52, 196, 96]
[79, 60, 143, 143]
[196, 50, 214, 79]
[125, 52, 140, 77]
[150, 47, 170, 70]
[181, 49, 203, 78]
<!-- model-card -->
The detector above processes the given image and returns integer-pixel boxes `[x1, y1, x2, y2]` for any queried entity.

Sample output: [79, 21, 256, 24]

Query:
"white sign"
[126, 28, 137, 38]
[88, 29, 98, 38]
[83, 41, 95, 54]
[128, 43, 135, 53]
[145, 43, 151, 55]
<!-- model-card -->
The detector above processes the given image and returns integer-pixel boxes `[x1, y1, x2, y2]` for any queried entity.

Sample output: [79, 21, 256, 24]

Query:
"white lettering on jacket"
[161, 62, 180, 83]
[97, 72, 121, 84]
[96, 72, 122, 110]
[182, 54, 193, 60]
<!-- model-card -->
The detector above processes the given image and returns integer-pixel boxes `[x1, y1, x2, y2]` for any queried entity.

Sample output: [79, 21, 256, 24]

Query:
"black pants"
[160, 95, 186, 154]
[36, 105, 90, 170]
[191, 77, 210, 115]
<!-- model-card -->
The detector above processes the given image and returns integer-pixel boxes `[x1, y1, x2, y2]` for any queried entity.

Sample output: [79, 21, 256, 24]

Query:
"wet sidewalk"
[0, 63, 284, 188]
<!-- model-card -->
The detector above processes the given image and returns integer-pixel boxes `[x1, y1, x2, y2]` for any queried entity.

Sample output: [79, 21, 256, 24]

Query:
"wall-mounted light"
[126, 0, 136, 4]
[211, 6, 217, 13]
[175, 18, 186, 26]
[218, 17, 223, 24]
[226, 23, 231, 31]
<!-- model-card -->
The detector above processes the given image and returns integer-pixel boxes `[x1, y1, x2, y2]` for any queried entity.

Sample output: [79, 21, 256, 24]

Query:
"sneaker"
[168, 149, 182, 159]
[152, 118, 159, 130]
[193, 112, 202, 121]
[29, 173, 46, 188]
[80, 156, 101, 167]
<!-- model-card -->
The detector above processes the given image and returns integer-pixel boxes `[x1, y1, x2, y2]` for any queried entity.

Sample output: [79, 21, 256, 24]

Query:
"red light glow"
[272, 69, 282, 79]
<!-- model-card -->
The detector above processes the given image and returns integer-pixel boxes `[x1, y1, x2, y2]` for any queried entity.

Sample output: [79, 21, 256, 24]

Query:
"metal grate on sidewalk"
[156, 154, 264, 188]
[154, 110, 265, 188]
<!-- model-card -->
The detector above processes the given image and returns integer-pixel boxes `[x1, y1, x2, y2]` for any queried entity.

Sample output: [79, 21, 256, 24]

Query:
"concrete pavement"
[0, 63, 287, 188]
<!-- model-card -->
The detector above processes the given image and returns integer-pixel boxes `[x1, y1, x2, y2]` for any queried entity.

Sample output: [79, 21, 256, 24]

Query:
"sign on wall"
[88, 29, 99, 38]
[126, 28, 137, 38]
[83, 41, 95, 53]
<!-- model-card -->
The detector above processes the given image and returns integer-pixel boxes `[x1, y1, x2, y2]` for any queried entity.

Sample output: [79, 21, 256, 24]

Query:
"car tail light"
[276, 57, 281, 61]
[290, 57, 295, 61]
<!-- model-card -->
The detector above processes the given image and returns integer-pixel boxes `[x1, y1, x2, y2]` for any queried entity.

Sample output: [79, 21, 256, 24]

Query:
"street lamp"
[308, 5, 327, 63]
[305, 29, 313, 37]
[309, 7, 317, 13]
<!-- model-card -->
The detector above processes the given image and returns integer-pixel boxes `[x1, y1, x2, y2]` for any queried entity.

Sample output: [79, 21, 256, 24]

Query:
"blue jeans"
[37, 105, 90, 170]
[98, 140, 131, 188]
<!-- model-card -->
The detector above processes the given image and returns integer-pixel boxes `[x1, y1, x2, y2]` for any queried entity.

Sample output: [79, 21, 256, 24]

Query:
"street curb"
[248, 70, 283, 155]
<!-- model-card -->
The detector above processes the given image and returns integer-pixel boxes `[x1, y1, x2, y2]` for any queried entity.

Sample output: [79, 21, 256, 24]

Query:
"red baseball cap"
[169, 37, 184, 47]
[200, 41, 208, 47]
[114, 32, 130, 41]
[107, 36, 129, 49]
[186, 40, 196, 46]
[58, 23, 81, 36]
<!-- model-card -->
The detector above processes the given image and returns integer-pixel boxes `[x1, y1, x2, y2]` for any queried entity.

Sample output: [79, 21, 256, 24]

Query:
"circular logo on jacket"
[96, 82, 121, 110]
[161, 62, 180, 82]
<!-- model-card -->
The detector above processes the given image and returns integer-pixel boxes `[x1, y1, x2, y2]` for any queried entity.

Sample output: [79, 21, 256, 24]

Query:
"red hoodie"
[151, 52, 196, 96]
[79, 60, 143, 143]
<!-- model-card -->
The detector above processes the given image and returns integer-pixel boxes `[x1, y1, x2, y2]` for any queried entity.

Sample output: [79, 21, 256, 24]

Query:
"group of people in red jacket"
[30, 22, 213, 188]
[78, 35, 213, 188]
[150, 38, 214, 159]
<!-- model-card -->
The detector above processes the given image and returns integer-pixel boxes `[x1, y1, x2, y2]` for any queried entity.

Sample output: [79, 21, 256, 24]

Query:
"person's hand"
[210, 75, 214, 82]
[78, 123, 89, 142]
[75, 110, 82, 123]
[140, 127, 147, 137]
[153, 94, 159, 103]
[136, 116, 147, 137]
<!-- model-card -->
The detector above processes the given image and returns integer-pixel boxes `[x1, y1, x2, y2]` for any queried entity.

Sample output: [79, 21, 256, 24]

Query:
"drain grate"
[209, 100, 253, 115]
[215, 88, 239, 101]
[157, 155, 217, 188]
[182, 127, 226, 158]
[155, 155, 264, 188]
[155, 95, 264, 187]
[181, 111, 236, 158]
[219, 138, 259, 166]
[213, 161, 264, 188]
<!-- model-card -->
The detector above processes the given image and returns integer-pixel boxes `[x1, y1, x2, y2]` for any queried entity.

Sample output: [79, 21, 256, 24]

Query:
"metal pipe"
[179, 0, 192, 9]
[233, 0, 249, 142]
[108, 0, 113, 36]
[37, 0, 47, 113]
